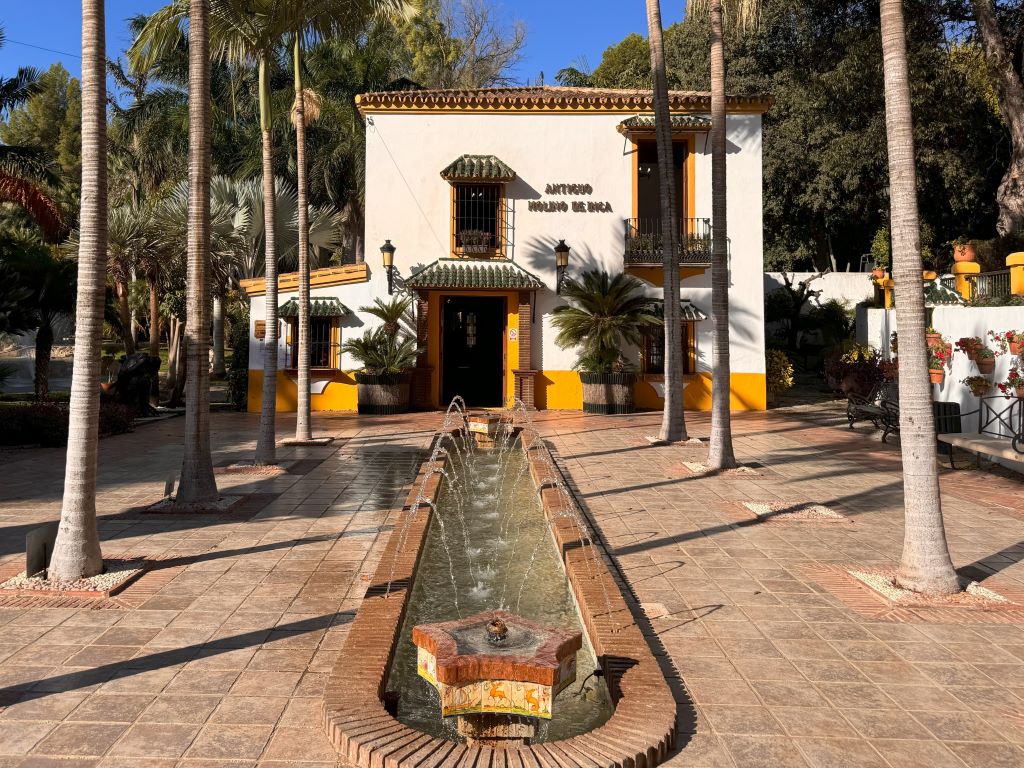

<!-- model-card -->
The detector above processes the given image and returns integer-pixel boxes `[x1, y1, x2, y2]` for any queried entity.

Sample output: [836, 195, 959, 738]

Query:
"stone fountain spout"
[412, 609, 582, 746]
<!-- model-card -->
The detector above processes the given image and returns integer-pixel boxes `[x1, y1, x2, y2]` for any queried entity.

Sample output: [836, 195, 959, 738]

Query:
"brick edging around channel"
[323, 436, 678, 768]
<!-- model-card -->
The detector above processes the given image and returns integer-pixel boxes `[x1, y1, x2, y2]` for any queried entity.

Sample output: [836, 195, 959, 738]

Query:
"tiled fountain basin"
[322, 435, 678, 768]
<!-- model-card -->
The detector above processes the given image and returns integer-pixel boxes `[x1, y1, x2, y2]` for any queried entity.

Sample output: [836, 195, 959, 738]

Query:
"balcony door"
[636, 140, 688, 227]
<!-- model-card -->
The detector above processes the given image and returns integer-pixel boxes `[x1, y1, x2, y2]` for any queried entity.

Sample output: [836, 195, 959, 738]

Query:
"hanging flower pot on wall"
[976, 351, 996, 374]
[929, 369, 945, 385]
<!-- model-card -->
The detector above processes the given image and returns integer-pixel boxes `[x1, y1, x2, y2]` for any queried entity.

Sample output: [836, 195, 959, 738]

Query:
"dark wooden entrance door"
[442, 296, 505, 407]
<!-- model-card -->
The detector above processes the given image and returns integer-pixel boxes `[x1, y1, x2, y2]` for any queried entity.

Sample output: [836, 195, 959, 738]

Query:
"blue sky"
[0, 2, 686, 88]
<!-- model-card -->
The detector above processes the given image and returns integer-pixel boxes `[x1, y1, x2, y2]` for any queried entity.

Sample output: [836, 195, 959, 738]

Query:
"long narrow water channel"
[386, 435, 613, 742]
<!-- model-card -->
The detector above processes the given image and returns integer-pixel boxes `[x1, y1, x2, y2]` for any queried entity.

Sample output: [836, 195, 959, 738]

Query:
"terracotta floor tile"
[32, 723, 128, 757]
[185, 724, 273, 760]
[107, 723, 200, 758]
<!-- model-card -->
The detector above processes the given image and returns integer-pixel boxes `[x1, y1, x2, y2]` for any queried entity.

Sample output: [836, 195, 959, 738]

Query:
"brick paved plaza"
[0, 407, 1023, 767]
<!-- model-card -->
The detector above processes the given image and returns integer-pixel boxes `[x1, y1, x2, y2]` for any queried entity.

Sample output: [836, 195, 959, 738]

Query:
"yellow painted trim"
[536, 371, 766, 412]
[246, 368, 765, 413]
[241, 263, 370, 297]
[425, 291, 521, 409]
[627, 266, 707, 285]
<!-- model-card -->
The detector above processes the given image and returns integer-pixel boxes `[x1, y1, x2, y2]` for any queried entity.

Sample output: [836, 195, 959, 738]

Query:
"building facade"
[244, 86, 770, 413]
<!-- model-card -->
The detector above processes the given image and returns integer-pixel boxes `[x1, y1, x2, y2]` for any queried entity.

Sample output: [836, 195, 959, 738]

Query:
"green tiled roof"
[652, 299, 709, 322]
[619, 114, 711, 131]
[278, 296, 351, 317]
[440, 154, 516, 182]
[406, 259, 543, 290]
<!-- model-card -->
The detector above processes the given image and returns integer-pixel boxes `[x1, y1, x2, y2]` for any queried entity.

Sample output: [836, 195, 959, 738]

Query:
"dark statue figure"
[101, 353, 160, 416]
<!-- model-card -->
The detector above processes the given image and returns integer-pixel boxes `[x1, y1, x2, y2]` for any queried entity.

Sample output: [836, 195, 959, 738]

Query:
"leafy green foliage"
[579, 0, 1006, 271]
[766, 349, 794, 393]
[342, 326, 419, 374]
[360, 295, 415, 337]
[551, 270, 659, 373]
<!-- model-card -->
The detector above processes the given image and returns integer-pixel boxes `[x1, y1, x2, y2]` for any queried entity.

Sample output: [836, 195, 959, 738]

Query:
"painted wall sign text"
[530, 182, 613, 214]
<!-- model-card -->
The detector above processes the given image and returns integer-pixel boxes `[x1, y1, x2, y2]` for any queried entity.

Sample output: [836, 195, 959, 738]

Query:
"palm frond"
[0, 174, 66, 242]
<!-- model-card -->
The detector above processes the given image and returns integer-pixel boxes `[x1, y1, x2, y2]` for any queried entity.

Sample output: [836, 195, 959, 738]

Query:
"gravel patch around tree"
[0, 558, 145, 594]
[743, 501, 844, 520]
[849, 569, 1012, 606]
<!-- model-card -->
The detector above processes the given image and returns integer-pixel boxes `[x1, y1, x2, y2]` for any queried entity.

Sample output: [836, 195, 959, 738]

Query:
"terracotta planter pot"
[354, 371, 412, 415]
[929, 369, 945, 385]
[871, 268, 885, 280]
[926, 333, 943, 349]
[966, 349, 977, 361]
[953, 243, 977, 263]
[1011, 340, 1022, 356]
[1017, 386, 1024, 399]
[969, 384, 989, 397]
[977, 357, 996, 374]
[579, 372, 635, 415]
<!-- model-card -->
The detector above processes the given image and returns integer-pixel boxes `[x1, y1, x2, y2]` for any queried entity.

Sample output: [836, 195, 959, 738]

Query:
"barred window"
[643, 322, 696, 376]
[287, 317, 340, 369]
[453, 183, 501, 255]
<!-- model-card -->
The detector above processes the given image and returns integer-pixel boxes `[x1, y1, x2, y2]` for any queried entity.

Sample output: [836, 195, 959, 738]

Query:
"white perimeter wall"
[764, 272, 875, 310]
[354, 110, 766, 376]
[857, 305, 1024, 439]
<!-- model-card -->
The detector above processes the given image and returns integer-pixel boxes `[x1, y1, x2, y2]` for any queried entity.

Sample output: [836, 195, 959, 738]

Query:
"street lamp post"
[555, 240, 570, 295]
[380, 239, 396, 295]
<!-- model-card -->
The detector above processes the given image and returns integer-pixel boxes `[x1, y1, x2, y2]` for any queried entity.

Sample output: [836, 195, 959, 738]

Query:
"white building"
[243, 86, 770, 412]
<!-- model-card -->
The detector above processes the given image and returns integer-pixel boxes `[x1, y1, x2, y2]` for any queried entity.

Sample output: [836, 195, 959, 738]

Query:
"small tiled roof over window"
[652, 298, 709, 322]
[440, 154, 516, 182]
[406, 259, 543, 290]
[618, 114, 712, 133]
[277, 297, 351, 317]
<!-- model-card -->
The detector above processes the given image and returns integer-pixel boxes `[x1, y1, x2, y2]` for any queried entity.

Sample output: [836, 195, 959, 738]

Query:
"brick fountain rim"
[322, 429, 679, 768]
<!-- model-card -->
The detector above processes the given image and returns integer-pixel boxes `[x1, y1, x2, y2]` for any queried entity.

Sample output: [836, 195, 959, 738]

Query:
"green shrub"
[766, 350, 794, 394]
[0, 402, 134, 447]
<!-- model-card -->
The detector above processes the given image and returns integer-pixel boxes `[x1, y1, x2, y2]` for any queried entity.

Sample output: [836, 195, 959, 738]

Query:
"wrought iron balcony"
[624, 217, 712, 267]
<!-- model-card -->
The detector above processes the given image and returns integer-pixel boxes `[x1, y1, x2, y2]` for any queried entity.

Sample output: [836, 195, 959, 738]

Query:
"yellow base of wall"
[247, 369, 766, 412]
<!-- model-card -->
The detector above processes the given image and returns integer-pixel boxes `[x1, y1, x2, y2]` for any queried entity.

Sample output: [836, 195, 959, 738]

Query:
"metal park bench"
[847, 380, 900, 440]
[938, 396, 1023, 469]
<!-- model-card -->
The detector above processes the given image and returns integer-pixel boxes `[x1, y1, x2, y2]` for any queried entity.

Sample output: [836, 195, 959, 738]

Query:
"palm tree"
[289, 1, 415, 443]
[690, 0, 759, 469]
[879, 0, 959, 596]
[132, 1, 307, 466]
[551, 270, 660, 371]
[48, 0, 107, 582]
[645, 0, 687, 443]
[176, 0, 219, 506]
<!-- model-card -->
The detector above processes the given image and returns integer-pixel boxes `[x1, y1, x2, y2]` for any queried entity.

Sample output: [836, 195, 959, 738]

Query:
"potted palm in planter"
[343, 297, 419, 415]
[551, 270, 658, 415]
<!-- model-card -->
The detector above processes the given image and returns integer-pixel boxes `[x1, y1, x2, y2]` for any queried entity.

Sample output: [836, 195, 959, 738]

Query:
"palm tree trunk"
[48, 0, 106, 582]
[34, 320, 53, 399]
[707, 0, 737, 470]
[148, 270, 160, 404]
[211, 291, 226, 377]
[255, 54, 279, 466]
[116, 280, 135, 354]
[646, 0, 688, 444]
[176, 0, 218, 506]
[293, 35, 313, 443]
[880, 0, 959, 595]
[165, 315, 183, 401]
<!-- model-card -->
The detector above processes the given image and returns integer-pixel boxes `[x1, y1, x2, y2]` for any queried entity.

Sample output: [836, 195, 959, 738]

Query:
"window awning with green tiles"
[618, 114, 712, 133]
[277, 297, 351, 318]
[651, 298, 709, 322]
[406, 259, 543, 290]
[440, 154, 517, 182]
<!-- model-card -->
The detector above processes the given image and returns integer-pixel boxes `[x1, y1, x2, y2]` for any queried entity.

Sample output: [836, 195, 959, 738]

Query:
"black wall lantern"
[380, 239, 396, 295]
[554, 239, 571, 295]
